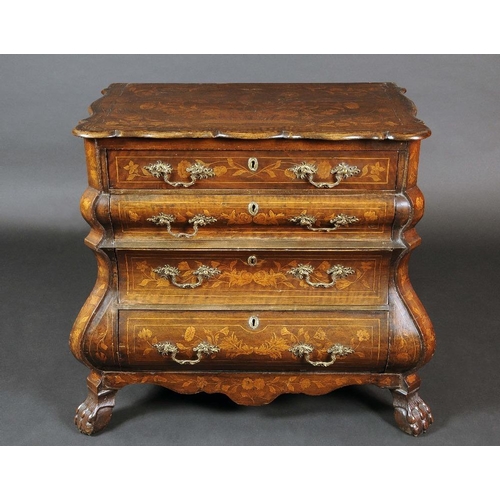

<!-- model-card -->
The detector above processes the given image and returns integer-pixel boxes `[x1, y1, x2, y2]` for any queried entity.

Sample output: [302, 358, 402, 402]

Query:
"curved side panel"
[401, 185, 435, 368]
[387, 150, 435, 371]
[69, 186, 118, 369]
[394, 253, 436, 369]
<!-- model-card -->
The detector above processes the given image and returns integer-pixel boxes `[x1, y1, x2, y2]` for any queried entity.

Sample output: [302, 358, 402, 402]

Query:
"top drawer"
[107, 150, 398, 191]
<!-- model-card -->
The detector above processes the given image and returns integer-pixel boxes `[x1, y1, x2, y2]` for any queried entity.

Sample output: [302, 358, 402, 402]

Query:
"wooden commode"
[71, 83, 435, 436]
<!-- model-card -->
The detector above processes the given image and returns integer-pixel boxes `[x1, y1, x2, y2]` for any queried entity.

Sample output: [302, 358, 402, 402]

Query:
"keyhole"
[248, 157, 258, 172]
[248, 315, 260, 329]
[248, 201, 259, 216]
[247, 255, 258, 266]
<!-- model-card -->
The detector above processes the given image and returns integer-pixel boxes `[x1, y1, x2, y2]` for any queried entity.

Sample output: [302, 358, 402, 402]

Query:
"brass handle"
[147, 213, 217, 238]
[289, 213, 359, 232]
[153, 341, 220, 365]
[153, 264, 221, 289]
[144, 160, 215, 187]
[287, 264, 355, 288]
[289, 343, 354, 367]
[288, 161, 360, 188]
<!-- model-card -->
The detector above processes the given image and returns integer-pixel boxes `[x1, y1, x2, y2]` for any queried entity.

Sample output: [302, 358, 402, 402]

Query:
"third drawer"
[117, 250, 390, 307]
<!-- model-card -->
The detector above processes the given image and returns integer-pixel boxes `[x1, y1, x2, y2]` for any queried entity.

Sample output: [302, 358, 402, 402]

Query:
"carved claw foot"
[391, 374, 433, 436]
[74, 371, 117, 435]
[392, 391, 433, 436]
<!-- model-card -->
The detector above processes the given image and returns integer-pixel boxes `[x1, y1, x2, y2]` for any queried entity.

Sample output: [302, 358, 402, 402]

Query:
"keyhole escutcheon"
[248, 315, 260, 330]
[248, 201, 259, 216]
[247, 255, 258, 266]
[248, 157, 258, 172]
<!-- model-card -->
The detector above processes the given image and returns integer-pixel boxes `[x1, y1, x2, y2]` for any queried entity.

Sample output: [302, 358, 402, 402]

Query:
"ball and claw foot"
[74, 371, 117, 435]
[391, 375, 433, 436]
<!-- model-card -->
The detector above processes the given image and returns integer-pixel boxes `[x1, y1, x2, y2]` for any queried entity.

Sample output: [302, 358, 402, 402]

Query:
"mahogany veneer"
[71, 83, 435, 436]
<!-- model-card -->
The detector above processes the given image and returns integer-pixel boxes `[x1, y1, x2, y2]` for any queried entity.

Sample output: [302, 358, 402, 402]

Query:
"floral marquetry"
[71, 83, 435, 436]
[118, 251, 389, 308]
[118, 310, 389, 372]
[107, 150, 398, 190]
[112, 194, 394, 240]
[74, 83, 431, 140]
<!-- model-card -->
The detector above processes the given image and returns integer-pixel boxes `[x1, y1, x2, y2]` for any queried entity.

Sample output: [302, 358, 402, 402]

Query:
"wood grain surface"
[107, 148, 398, 190]
[117, 250, 390, 307]
[111, 192, 395, 241]
[70, 83, 434, 435]
[118, 309, 389, 371]
[73, 83, 431, 140]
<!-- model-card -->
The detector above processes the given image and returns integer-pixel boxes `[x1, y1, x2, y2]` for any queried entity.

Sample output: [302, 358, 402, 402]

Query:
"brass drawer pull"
[153, 341, 220, 365]
[288, 161, 360, 188]
[153, 264, 221, 289]
[144, 160, 215, 187]
[289, 213, 359, 232]
[289, 343, 354, 367]
[147, 213, 217, 238]
[287, 264, 355, 288]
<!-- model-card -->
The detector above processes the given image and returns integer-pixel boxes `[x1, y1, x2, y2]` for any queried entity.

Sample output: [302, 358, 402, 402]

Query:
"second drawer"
[110, 193, 395, 242]
[117, 250, 390, 307]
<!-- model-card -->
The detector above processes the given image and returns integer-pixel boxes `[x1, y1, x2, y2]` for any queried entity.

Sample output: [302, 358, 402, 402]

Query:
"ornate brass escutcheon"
[287, 263, 355, 288]
[289, 343, 354, 367]
[147, 212, 217, 238]
[289, 213, 359, 232]
[153, 264, 221, 289]
[153, 341, 220, 365]
[144, 160, 215, 187]
[288, 161, 361, 188]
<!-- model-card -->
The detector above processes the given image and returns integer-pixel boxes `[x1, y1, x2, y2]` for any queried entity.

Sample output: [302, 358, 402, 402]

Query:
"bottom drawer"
[119, 310, 389, 372]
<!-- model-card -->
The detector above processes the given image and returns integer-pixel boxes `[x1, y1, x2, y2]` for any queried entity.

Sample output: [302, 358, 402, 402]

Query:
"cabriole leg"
[391, 373, 433, 436]
[74, 371, 117, 435]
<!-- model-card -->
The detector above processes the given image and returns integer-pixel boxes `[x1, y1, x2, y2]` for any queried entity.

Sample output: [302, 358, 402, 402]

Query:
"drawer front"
[118, 310, 389, 372]
[108, 150, 398, 190]
[111, 193, 395, 241]
[118, 250, 389, 307]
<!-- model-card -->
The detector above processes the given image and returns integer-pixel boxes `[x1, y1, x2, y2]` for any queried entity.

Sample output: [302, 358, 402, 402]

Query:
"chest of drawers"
[71, 83, 435, 436]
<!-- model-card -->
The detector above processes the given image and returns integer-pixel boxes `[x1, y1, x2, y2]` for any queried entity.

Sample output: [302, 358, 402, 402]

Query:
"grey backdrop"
[1, 54, 499, 445]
